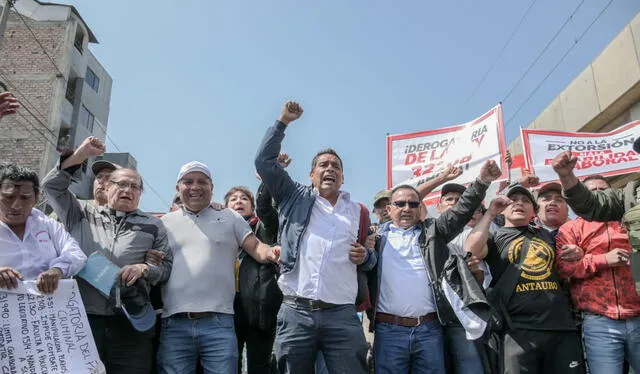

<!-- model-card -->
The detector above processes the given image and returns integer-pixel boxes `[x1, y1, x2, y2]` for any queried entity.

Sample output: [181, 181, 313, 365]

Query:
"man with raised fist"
[255, 101, 376, 374]
[42, 136, 173, 374]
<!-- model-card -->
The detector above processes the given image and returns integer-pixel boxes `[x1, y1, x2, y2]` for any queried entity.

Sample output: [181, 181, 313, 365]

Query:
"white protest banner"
[0, 280, 105, 374]
[522, 120, 640, 183]
[386, 104, 508, 202]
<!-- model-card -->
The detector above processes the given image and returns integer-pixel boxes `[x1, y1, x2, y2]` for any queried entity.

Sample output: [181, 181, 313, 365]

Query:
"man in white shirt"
[255, 101, 376, 374]
[158, 161, 279, 374]
[0, 164, 86, 294]
[367, 162, 501, 374]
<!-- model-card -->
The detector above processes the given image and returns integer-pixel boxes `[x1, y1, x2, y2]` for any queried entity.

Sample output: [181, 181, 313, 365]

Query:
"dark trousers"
[235, 314, 276, 374]
[275, 303, 368, 374]
[88, 314, 154, 374]
[503, 329, 585, 374]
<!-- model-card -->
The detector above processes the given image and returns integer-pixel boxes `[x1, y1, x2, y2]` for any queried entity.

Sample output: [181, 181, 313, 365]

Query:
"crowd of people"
[2, 94, 640, 374]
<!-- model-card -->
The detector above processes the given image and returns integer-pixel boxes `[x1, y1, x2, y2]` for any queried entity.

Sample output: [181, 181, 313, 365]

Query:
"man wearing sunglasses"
[0, 164, 86, 294]
[367, 160, 502, 374]
[42, 136, 173, 374]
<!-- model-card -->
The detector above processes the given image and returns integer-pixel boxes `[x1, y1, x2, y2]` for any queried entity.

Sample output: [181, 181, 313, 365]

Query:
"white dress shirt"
[0, 209, 86, 279]
[377, 224, 436, 317]
[279, 191, 360, 305]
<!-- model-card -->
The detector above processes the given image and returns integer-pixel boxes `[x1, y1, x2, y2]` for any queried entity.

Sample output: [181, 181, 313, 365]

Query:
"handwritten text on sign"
[0, 280, 105, 374]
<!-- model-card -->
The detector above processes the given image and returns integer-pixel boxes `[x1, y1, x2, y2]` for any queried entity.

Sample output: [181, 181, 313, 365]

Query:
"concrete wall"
[509, 12, 640, 166]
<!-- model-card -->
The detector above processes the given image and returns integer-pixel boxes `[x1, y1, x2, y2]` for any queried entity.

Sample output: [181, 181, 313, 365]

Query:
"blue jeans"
[157, 313, 238, 374]
[275, 303, 368, 374]
[443, 325, 483, 374]
[374, 320, 445, 374]
[583, 313, 640, 374]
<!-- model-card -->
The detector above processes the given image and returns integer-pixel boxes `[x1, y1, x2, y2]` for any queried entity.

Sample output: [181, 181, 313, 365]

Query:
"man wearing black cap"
[89, 159, 121, 206]
[465, 184, 584, 373]
[437, 182, 491, 374]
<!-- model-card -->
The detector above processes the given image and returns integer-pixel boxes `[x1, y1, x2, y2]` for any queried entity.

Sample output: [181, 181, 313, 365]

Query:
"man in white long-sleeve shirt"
[0, 164, 86, 294]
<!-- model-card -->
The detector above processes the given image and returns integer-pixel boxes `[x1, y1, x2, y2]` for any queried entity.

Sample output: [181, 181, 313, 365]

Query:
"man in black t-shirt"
[465, 184, 584, 374]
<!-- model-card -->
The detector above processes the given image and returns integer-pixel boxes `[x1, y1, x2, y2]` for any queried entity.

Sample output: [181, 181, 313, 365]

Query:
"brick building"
[0, 0, 134, 200]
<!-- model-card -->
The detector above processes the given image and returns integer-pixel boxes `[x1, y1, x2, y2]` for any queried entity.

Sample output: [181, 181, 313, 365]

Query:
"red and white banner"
[386, 105, 508, 203]
[522, 120, 640, 183]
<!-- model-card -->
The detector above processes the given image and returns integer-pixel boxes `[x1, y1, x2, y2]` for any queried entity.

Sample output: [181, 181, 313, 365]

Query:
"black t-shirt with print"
[485, 226, 576, 331]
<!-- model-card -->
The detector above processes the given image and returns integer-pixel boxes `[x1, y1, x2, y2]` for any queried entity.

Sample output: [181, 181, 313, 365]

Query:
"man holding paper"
[0, 164, 86, 293]
[42, 136, 173, 374]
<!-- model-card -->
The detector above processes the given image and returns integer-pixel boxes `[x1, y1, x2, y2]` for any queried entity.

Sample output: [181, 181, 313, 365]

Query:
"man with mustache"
[555, 174, 640, 374]
[255, 101, 375, 374]
[367, 160, 501, 374]
[42, 136, 173, 374]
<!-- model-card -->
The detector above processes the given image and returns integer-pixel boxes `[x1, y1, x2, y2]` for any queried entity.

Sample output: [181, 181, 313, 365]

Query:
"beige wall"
[509, 12, 640, 174]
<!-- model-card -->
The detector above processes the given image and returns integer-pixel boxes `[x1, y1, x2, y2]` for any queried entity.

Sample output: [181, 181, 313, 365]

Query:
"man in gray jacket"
[42, 136, 173, 374]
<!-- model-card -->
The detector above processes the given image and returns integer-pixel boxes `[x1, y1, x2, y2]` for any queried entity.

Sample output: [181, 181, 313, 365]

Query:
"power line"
[504, 0, 614, 127]
[453, 0, 537, 122]
[501, 0, 586, 105]
[89, 116, 171, 209]
[8, 7, 171, 209]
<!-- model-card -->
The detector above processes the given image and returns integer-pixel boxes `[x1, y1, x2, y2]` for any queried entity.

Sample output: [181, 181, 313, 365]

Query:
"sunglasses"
[392, 200, 421, 209]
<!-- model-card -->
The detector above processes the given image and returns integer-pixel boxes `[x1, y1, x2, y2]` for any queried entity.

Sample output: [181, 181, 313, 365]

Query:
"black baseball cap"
[505, 183, 538, 211]
[441, 183, 466, 197]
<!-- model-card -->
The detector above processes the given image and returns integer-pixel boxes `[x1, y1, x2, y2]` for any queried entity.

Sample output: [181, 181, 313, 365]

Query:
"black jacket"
[367, 179, 490, 330]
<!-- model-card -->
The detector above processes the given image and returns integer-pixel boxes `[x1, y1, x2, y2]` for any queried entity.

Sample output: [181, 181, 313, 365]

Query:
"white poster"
[0, 280, 105, 374]
[522, 120, 640, 183]
[386, 105, 508, 201]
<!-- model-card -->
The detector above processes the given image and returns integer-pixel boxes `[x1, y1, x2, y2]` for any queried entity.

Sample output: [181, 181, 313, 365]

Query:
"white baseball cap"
[176, 161, 212, 183]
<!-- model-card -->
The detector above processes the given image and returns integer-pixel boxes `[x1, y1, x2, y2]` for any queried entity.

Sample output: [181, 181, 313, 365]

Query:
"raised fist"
[78, 136, 106, 158]
[518, 174, 540, 189]
[277, 153, 292, 168]
[488, 195, 513, 217]
[438, 164, 463, 182]
[0, 92, 19, 120]
[551, 151, 578, 178]
[478, 160, 502, 184]
[278, 101, 303, 125]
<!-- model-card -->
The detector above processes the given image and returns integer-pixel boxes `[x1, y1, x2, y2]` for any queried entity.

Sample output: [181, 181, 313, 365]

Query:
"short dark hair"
[583, 174, 609, 187]
[310, 148, 343, 172]
[390, 184, 420, 200]
[224, 186, 255, 210]
[0, 164, 39, 195]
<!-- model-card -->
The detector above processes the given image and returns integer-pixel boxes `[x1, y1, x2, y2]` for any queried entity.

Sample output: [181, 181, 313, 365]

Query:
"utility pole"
[0, 0, 14, 50]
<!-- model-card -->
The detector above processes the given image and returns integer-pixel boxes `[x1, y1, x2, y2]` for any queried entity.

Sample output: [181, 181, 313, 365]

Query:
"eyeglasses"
[0, 182, 35, 197]
[109, 180, 142, 192]
[392, 200, 421, 209]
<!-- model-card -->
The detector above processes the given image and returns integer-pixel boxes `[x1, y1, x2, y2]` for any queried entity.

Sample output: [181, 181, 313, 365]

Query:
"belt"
[282, 295, 339, 311]
[375, 312, 437, 327]
[172, 312, 215, 319]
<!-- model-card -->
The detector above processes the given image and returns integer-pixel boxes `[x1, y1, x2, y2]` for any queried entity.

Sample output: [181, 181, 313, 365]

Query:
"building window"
[86, 68, 99, 92]
[65, 79, 76, 103]
[74, 27, 84, 53]
[79, 105, 94, 132]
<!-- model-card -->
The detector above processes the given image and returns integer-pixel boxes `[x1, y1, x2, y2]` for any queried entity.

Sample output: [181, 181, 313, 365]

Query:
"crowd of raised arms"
[2, 92, 640, 374]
